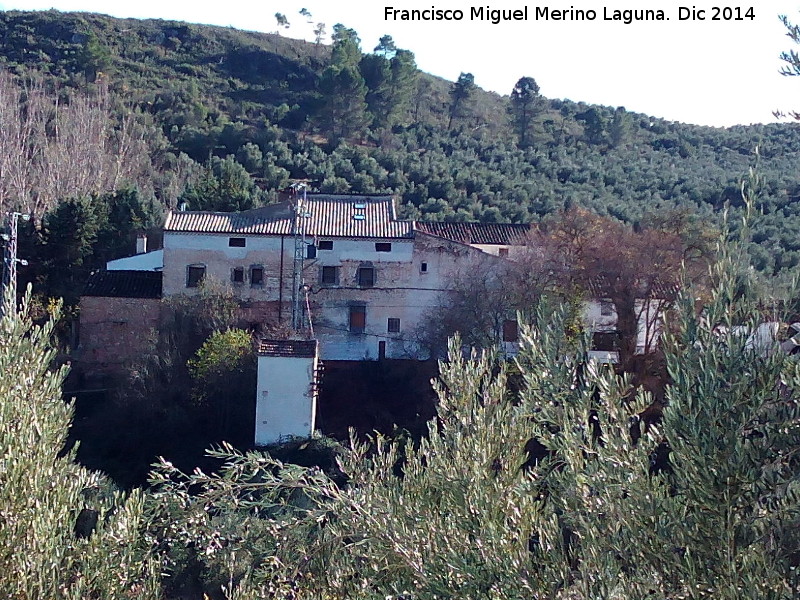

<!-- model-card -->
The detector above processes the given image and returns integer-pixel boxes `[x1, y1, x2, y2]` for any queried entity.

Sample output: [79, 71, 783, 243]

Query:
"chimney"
[136, 234, 147, 255]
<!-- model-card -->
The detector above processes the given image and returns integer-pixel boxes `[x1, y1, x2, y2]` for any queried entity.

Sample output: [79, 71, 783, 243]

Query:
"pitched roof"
[258, 339, 318, 358]
[83, 270, 162, 299]
[414, 222, 531, 245]
[165, 195, 413, 239]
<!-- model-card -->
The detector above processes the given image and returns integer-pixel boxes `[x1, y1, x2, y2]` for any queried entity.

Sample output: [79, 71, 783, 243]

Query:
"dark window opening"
[502, 319, 518, 342]
[318, 240, 334, 250]
[232, 267, 245, 284]
[229, 237, 246, 247]
[349, 305, 366, 333]
[358, 267, 375, 287]
[250, 266, 264, 286]
[498, 247, 509, 257]
[592, 331, 620, 352]
[321, 266, 338, 285]
[186, 265, 205, 288]
[420, 262, 428, 273]
[600, 300, 614, 317]
[388, 318, 401, 333]
[375, 242, 392, 252]
[307, 244, 317, 259]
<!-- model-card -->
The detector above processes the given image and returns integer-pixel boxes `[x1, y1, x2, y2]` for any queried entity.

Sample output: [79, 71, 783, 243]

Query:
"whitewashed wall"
[255, 353, 318, 445]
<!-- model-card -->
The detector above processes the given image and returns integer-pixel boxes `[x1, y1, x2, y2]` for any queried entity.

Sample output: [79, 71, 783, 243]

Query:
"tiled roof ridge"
[165, 195, 412, 239]
[413, 221, 532, 245]
[258, 338, 318, 358]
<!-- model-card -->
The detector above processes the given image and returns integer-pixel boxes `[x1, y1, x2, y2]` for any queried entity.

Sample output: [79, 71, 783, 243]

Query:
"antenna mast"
[1, 212, 29, 316]
[290, 183, 309, 331]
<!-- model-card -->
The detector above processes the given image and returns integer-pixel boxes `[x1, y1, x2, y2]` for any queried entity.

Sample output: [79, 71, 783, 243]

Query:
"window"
[353, 214, 366, 221]
[502, 319, 519, 342]
[358, 266, 375, 287]
[318, 240, 334, 250]
[231, 267, 245, 284]
[250, 266, 264, 286]
[388, 318, 401, 333]
[349, 305, 366, 333]
[375, 242, 392, 252]
[498, 247, 509, 257]
[420, 262, 428, 273]
[307, 244, 317, 259]
[228, 237, 246, 247]
[592, 331, 620, 351]
[320, 266, 338, 285]
[186, 265, 205, 288]
[600, 300, 614, 317]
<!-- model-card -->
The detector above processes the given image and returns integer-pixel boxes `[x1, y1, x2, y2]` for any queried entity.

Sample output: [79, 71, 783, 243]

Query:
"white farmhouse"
[161, 194, 529, 360]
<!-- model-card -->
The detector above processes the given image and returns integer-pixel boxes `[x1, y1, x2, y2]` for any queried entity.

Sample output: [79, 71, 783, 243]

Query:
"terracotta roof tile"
[414, 222, 531, 245]
[165, 195, 413, 239]
[258, 339, 318, 358]
[83, 270, 162, 298]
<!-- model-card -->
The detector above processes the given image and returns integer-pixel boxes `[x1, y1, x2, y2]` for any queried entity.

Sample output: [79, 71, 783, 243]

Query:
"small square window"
[358, 267, 375, 287]
[349, 305, 366, 333]
[229, 237, 246, 247]
[318, 240, 334, 250]
[592, 331, 620, 351]
[232, 267, 244, 284]
[375, 242, 392, 252]
[250, 266, 264, 286]
[503, 319, 518, 342]
[186, 265, 205, 288]
[600, 300, 614, 317]
[420, 262, 428, 273]
[388, 318, 401, 333]
[498, 247, 509, 257]
[321, 266, 338, 285]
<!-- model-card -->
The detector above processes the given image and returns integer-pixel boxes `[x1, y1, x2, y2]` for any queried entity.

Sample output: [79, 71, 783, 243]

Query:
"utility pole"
[1, 211, 29, 316]
[290, 183, 309, 331]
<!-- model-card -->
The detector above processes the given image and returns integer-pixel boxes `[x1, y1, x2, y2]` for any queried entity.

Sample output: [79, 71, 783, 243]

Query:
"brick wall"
[77, 296, 161, 374]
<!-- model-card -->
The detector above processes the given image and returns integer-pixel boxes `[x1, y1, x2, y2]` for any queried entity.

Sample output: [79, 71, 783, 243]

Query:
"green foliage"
[448, 71, 476, 130]
[147, 232, 800, 598]
[187, 328, 254, 405]
[180, 156, 263, 211]
[508, 76, 543, 148]
[0, 291, 160, 598]
[4, 10, 800, 280]
[317, 64, 370, 138]
[38, 195, 109, 304]
[75, 31, 110, 80]
[330, 23, 361, 66]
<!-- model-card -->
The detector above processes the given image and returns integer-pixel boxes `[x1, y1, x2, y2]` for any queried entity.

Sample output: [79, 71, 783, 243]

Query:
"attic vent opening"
[353, 202, 367, 209]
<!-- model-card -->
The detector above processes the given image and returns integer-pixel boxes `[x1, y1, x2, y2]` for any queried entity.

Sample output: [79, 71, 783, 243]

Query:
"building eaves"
[258, 339, 318, 358]
[83, 270, 163, 299]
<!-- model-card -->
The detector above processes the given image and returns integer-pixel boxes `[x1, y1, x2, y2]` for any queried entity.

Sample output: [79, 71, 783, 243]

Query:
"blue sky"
[2, 0, 799, 127]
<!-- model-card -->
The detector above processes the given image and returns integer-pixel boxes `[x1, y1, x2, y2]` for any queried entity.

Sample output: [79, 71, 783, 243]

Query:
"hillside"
[2, 9, 800, 275]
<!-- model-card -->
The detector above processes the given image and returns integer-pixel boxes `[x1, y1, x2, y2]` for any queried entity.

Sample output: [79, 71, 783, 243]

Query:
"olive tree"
[0, 290, 160, 599]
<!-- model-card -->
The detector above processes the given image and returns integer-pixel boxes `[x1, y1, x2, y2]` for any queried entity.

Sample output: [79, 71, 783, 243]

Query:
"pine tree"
[508, 76, 543, 148]
[448, 72, 476, 130]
